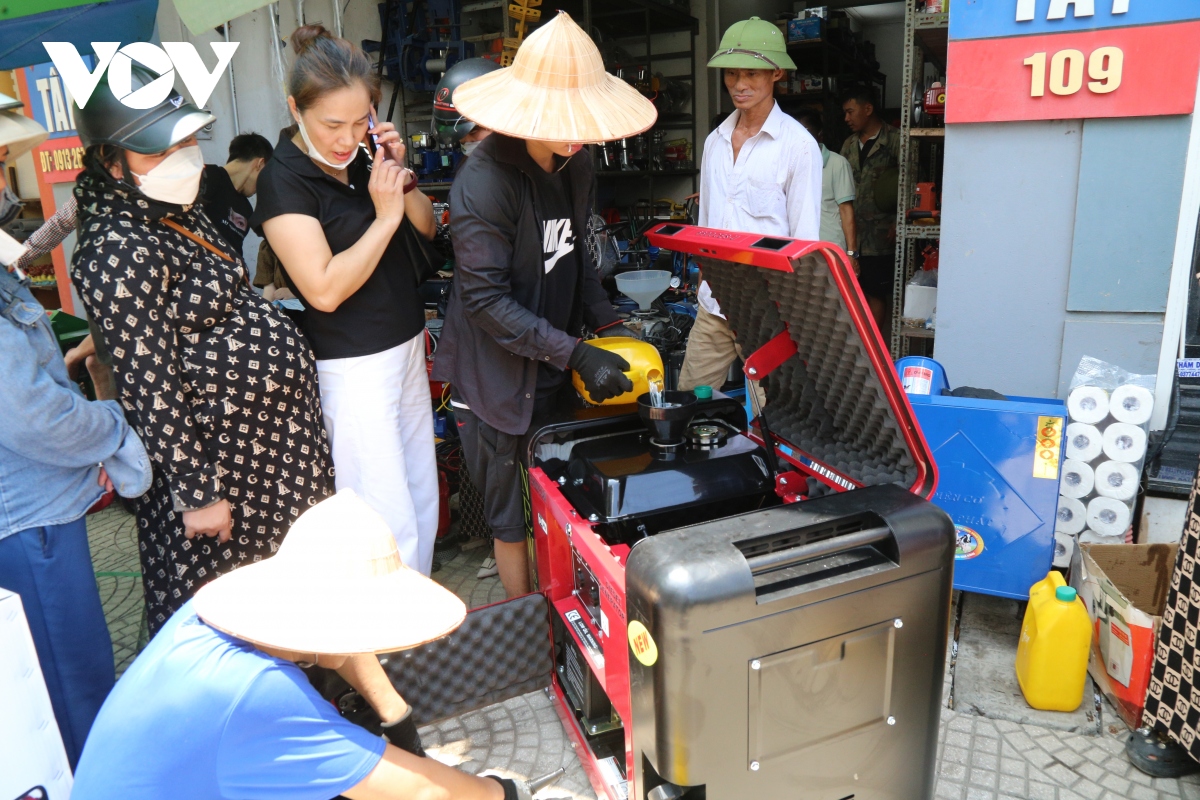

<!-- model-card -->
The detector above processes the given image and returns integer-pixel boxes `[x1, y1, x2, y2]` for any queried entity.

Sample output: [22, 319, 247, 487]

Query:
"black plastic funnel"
[637, 391, 698, 444]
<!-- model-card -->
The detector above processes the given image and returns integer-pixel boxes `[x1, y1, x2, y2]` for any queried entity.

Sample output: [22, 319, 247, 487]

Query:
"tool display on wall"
[368, 0, 472, 94]
[502, 0, 541, 66]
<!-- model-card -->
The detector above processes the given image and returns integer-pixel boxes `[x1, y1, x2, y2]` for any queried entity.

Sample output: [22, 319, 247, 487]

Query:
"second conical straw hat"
[451, 11, 658, 143]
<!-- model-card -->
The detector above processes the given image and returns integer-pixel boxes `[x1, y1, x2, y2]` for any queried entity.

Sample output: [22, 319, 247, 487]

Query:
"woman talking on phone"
[255, 26, 439, 574]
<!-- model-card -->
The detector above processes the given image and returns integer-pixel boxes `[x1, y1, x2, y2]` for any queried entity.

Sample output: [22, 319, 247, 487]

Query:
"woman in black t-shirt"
[253, 25, 440, 575]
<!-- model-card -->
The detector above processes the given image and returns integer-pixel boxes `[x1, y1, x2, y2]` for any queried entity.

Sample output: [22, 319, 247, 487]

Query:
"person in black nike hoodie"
[431, 12, 658, 597]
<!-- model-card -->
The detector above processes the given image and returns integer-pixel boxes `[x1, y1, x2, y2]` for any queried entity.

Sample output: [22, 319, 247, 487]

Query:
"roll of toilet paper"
[1087, 496, 1133, 538]
[1109, 384, 1154, 425]
[1094, 460, 1139, 502]
[1053, 531, 1076, 569]
[1079, 527, 1127, 546]
[1065, 423, 1103, 461]
[1067, 385, 1110, 424]
[1059, 459, 1095, 499]
[1102, 422, 1148, 463]
[1056, 496, 1087, 535]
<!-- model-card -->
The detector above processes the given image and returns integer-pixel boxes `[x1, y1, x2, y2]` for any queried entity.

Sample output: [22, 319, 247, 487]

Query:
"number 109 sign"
[946, 21, 1200, 123]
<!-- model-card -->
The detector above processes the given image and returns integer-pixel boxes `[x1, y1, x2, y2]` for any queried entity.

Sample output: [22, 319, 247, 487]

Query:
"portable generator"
[383, 225, 953, 800]
[524, 225, 954, 800]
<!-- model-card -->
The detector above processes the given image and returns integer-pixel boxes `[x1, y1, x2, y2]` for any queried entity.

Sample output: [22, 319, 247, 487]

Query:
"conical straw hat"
[194, 490, 466, 655]
[452, 11, 658, 143]
[0, 93, 48, 161]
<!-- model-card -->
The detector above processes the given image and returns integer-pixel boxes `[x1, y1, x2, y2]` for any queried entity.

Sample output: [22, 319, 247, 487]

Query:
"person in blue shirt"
[71, 490, 538, 800]
[0, 98, 153, 768]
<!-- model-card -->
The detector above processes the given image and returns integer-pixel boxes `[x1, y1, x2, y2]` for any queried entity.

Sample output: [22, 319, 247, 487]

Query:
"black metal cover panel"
[382, 593, 552, 726]
[565, 429, 773, 520]
[704, 255, 918, 487]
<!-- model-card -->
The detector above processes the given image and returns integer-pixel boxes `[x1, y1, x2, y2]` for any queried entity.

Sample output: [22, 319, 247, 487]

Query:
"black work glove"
[381, 707, 426, 757]
[569, 341, 634, 403]
[596, 322, 637, 338]
[336, 690, 426, 757]
[482, 774, 534, 800]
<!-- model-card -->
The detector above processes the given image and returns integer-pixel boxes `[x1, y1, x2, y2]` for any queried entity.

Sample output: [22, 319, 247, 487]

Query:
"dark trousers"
[0, 517, 115, 768]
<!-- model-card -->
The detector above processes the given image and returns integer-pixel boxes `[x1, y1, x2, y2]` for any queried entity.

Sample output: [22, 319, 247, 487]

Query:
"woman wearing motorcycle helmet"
[433, 57, 501, 158]
[71, 66, 336, 634]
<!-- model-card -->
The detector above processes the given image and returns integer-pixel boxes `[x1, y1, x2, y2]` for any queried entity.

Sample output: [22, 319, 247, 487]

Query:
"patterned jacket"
[840, 121, 901, 256]
[70, 171, 330, 514]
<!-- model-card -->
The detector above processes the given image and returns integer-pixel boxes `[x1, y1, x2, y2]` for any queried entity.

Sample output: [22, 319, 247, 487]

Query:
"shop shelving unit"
[379, 0, 696, 207]
[778, 29, 886, 152]
[891, 1, 948, 358]
[566, 0, 699, 204]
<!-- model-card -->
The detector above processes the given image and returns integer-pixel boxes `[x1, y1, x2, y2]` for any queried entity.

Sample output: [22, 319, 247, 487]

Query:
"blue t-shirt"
[72, 601, 386, 800]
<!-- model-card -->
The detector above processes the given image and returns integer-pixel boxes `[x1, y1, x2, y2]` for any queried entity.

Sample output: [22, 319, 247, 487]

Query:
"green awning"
[0, 0, 98, 22]
[170, 0, 274, 34]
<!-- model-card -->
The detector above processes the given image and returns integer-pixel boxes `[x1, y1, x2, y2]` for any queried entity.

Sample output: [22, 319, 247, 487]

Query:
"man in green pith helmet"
[678, 16, 821, 406]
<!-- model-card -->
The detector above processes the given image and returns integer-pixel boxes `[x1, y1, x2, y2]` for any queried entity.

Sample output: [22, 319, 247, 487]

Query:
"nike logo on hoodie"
[542, 218, 575, 273]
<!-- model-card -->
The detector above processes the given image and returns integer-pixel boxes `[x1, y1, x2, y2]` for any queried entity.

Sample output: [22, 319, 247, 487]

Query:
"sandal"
[1127, 727, 1200, 778]
[477, 556, 499, 579]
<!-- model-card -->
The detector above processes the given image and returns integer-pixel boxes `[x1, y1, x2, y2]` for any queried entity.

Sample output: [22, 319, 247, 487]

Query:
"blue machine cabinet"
[901, 362, 1067, 600]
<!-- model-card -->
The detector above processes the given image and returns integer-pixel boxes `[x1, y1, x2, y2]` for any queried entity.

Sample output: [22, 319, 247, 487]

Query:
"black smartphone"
[367, 112, 381, 158]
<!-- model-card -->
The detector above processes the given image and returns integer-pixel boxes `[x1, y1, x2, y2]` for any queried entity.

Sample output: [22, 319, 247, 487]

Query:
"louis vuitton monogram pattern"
[72, 173, 334, 633]
[1143, 467, 1200, 752]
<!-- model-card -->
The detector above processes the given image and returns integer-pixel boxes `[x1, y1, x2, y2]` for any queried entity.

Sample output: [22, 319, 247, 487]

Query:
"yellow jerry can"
[572, 336, 664, 406]
[1015, 571, 1093, 712]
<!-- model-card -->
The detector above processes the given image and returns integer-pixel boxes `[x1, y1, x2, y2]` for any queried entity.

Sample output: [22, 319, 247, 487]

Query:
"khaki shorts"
[678, 305, 766, 409]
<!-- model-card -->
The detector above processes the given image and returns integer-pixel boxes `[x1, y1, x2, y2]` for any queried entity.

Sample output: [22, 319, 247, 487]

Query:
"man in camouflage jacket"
[841, 86, 900, 327]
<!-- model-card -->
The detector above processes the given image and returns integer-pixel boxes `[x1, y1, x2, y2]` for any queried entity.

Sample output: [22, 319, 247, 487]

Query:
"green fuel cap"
[1055, 586, 1077, 603]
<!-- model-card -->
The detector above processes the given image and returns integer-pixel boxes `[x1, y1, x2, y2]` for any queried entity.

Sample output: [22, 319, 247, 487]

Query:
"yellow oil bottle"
[1015, 571, 1093, 712]
[571, 336, 664, 406]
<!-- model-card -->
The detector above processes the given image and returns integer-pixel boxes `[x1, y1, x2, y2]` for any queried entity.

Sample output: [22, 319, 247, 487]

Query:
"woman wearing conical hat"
[71, 491, 539, 799]
[432, 12, 657, 598]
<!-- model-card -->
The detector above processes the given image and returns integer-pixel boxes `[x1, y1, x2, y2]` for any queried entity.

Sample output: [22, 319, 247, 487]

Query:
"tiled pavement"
[422, 690, 597, 799]
[86, 507, 1200, 798]
[431, 540, 508, 608]
[86, 505, 145, 676]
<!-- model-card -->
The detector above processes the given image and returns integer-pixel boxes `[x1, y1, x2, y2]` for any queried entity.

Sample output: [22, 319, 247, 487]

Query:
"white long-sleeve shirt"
[696, 101, 822, 316]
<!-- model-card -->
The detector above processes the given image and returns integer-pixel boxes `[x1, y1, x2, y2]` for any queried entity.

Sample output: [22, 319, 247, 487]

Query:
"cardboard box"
[0, 589, 73, 799]
[1070, 543, 1177, 729]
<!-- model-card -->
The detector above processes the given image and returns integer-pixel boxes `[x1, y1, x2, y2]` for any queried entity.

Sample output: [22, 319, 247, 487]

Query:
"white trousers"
[316, 334, 438, 575]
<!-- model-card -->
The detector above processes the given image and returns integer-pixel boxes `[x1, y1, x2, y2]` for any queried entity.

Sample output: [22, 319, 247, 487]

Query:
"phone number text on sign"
[946, 21, 1200, 123]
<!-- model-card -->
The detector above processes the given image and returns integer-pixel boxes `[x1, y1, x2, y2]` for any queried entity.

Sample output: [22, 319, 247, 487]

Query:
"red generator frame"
[525, 224, 938, 800]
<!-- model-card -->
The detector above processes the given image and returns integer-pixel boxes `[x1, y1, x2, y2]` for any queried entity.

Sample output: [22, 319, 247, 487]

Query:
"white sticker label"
[902, 365, 933, 394]
[1179, 358, 1200, 378]
[597, 757, 629, 800]
[537, 514, 547, 534]
[600, 609, 610, 638]
[1103, 615, 1134, 688]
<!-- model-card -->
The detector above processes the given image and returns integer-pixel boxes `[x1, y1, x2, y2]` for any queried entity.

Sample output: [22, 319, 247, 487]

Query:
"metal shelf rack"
[571, 0, 700, 203]
[891, 3, 948, 357]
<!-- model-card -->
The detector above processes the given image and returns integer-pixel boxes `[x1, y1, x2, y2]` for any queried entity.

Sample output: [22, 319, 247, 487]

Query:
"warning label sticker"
[902, 365, 934, 395]
[1033, 415, 1063, 480]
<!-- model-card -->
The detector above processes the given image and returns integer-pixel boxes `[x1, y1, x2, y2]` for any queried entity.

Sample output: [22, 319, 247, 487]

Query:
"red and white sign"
[32, 136, 84, 184]
[946, 21, 1200, 123]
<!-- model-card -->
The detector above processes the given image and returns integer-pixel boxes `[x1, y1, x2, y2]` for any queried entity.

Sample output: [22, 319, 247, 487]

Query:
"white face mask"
[295, 115, 355, 171]
[461, 140, 480, 156]
[133, 145, 204, 205]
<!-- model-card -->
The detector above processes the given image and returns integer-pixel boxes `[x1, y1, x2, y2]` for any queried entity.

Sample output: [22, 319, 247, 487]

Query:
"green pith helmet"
[707, 16, 797, 71]
[75, 64, 214, 154]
